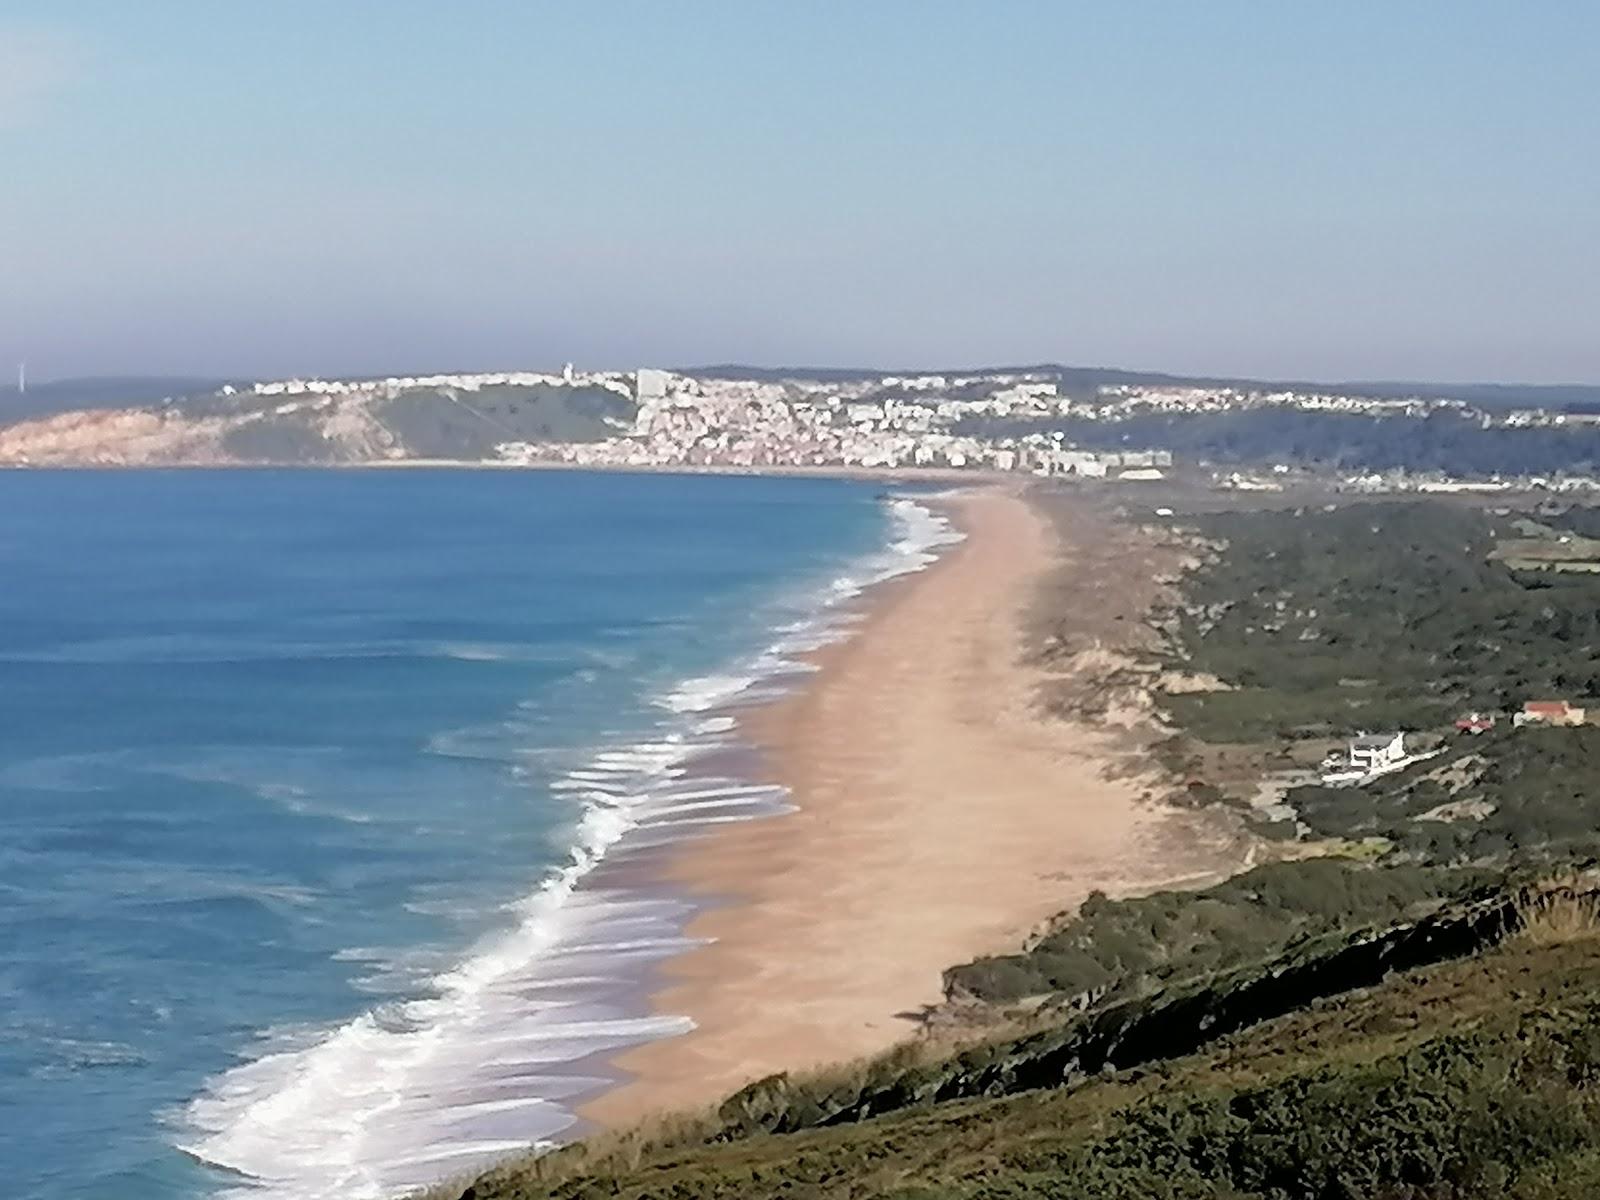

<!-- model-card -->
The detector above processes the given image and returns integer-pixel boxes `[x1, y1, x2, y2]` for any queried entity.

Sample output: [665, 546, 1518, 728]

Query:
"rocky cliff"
[0, 380, 632, 466]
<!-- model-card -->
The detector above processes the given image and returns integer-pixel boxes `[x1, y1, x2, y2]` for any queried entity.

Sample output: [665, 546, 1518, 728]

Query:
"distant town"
[498, 367, 1600, 492]
[4, 364, 1600, 487]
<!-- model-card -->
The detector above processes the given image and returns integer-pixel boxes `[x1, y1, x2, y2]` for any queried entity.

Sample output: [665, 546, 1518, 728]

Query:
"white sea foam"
[178, 495, 964, 1200]
[658, 497, 962, 720]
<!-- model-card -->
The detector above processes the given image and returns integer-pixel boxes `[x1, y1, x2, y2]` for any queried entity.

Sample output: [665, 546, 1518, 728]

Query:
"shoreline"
[578, 485, 1244, 1128]
[166, 482, 966, 1200]
[0, 458, 1009, 486]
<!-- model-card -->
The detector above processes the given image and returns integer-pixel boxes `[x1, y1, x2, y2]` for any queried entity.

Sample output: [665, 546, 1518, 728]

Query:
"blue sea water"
[0, 469, 957, 1200]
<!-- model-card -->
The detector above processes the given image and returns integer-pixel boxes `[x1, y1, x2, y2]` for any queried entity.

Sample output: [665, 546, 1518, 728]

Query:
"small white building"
[1347, 731, 1406, 773]
[636, 368, 671, 402]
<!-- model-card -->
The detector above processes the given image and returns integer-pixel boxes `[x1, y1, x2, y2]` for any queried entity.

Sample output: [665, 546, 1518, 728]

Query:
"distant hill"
[689, 363, 1600, 409]
[0, 377, 232, 424]
[13, 366, 1599, 420]
[0, 379, 632, 466]
[6, 365, 1598, 469]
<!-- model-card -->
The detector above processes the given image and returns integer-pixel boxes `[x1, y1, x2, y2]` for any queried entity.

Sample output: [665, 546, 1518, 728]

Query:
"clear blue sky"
[1, 2, 1595, 383]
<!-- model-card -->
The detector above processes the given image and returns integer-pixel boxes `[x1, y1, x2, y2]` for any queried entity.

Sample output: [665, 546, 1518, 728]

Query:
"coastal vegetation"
[1289, 724, 1600, 863]
[944, 859, 1492, 1006]
[433, 493, 1600, 1200]
[1143, 498, 1600, 862]
[215, 382, 631, 462]
[1155, 501, 1600, 741]
[367, 384, 632, 458]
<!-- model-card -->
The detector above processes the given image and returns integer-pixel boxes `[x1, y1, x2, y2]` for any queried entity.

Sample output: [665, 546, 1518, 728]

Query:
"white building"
[636, 368, 671, 402]
[1347, 732, 1406, 773]
[1070, 457, 1108, 478]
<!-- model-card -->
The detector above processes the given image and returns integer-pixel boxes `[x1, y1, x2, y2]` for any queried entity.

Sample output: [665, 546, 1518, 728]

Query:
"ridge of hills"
[0, 376, 233, 424]
[692, 363, 1600, 410]
[2, 365, 1599, 471]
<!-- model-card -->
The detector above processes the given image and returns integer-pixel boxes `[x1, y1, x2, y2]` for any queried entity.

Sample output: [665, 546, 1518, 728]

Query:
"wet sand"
[582, 486, 1239, 1125]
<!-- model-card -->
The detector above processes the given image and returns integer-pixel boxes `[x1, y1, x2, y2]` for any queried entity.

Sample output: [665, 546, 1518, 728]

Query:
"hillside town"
[488, 368, 1600, 491]
[5, 365, 1600, 487]
[1090, 383, 1600, 429]
[235, 365, 1600, 488]
[492, 368, 1173, 477]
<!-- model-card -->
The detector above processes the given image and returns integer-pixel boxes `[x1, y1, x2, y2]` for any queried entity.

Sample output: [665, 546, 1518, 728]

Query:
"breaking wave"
[176, 495, 963, 1200]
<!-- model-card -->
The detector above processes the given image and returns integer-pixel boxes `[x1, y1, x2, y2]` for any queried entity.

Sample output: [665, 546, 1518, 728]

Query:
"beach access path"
[582, 486, 1241, 1125]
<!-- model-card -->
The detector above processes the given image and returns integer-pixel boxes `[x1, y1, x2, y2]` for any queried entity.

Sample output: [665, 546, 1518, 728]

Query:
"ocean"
[0, 469, 959, 1200]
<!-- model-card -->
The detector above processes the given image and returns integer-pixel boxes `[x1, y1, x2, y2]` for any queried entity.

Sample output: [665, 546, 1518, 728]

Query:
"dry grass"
[405, 873, 1600, 1200]
[415, 923, 1600, 1200]
[402, 1105, 735, 1199]
[1518, 883, 1600, 945]
[427, 1023, 1064, 1198]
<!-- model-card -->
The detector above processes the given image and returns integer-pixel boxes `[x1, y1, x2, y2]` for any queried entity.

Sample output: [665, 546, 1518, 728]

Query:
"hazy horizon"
[2, 2, 1596, 385]
[10, 358, 1600, 393]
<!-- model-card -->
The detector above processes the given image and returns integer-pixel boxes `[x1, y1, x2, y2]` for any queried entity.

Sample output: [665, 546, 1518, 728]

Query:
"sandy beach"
[583, 485, 1242, 1125]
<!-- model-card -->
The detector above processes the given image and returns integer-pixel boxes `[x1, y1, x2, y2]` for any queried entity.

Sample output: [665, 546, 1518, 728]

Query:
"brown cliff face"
[0, 380, 632, 465]
[0, 407, 232, 465]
